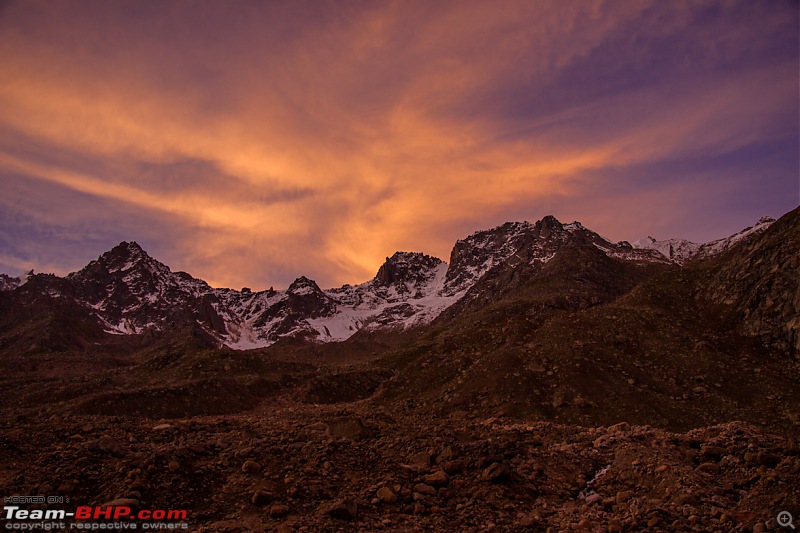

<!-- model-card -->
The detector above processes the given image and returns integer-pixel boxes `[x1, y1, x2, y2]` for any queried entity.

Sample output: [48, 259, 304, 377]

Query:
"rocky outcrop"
[375, 252, 444, 288]
[0, 273, 20, 291]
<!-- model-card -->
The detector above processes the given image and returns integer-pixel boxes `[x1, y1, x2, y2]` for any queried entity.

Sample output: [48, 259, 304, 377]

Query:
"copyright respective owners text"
[3, 496, 189, 530]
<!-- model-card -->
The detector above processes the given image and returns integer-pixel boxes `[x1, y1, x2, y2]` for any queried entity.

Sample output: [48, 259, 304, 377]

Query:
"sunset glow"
[0, 0, 797, 289]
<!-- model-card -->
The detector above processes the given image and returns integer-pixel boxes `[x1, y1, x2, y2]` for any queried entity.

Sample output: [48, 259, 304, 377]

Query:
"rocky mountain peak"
[537, 214, 564, 238]
[104, 240, 151, 267]
[120, 240, 145, 253]
[445, 221, 533, 291]
[283, 276, 336, 320]
[444, 216, 595, 295]
[70, 240, 168, 283]
[287, 276, 324, 295]
[374, 252, 445, 287]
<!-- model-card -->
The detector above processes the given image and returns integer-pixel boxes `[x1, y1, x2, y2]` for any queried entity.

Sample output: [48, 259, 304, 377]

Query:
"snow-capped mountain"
[0, 215, 773, 350]
[444, 215, 667, 294]
[65, 241, 222, 335]
[0, 274, 20, 292]
[633, 216, 775, 264]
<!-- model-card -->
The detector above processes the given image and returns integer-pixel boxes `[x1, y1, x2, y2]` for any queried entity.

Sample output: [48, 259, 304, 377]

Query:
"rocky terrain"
[0, 207, 797, 531]
[1, 406, 798, 532]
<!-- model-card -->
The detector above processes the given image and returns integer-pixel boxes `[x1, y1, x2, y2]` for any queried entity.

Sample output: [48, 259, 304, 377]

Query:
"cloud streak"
[0, 0, 797, 289]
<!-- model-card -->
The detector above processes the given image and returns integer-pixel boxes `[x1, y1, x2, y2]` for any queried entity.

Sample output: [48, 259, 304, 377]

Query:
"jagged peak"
[535, 215, 576, 241]
[456, 220, 532, 244]
[103, 240, 152, 262]
[386, 250, 440, 262]
[287, 276, 324, 295]
[120, 240, 144, 252]
[449, 217, 560, 265]
[374, 252, 444, 286]
[68, 240, 171, 281]
[457, 215, 589, 245]
[538, 214, 563, 226]
[381, 251, 444, 268]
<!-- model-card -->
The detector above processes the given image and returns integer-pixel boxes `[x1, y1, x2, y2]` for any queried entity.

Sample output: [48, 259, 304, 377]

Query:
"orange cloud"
[0, 1, 796, 289]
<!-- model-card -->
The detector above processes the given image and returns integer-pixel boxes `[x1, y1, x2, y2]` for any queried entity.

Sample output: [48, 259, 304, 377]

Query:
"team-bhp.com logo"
[4, 501, 189, 530]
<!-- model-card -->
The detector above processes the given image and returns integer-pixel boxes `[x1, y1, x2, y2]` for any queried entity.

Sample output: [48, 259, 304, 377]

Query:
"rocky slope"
[706, 209, 799, 354]
[373, 208, 799, 433]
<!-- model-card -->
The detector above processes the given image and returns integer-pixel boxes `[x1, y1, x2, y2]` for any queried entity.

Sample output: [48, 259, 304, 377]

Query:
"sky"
[0, 0, 797, 290]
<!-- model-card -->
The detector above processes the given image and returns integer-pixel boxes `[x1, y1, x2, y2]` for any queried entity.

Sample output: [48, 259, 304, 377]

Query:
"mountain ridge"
[632, 216, 775, 264]
[0, 213, 783, 350]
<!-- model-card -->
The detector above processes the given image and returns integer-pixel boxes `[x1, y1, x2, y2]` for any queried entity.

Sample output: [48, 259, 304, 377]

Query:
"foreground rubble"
[1, 404, 797, 532]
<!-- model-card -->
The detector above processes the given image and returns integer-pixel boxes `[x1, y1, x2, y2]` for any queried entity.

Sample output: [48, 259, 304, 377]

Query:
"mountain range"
[0, 213, 782, 353]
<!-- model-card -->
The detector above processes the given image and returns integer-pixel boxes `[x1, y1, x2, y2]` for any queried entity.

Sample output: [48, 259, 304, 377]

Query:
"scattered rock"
[407, 452, 432, 467]
[2, 393, 797, 532]
[700, 445, 725, 460]
[270, 502, 289, 518]
[325, 417, 368, 440]
[696, 462, 719, 473]
[616, 491, 631, 504]
[786, 437, 798, 455]
[551, 391, 567, 408]
[585, 492, 602, 504]
[413, 483, 437, 496]
[326, 499, 358, 520]
[252, 489, 273, 506]
[608, 422, 629, 433]
[423, 470, 449, 486]
[241, 460, 262, 474]
[482, 462, 512, 483]
[442, 460, 465, 475]
[758, 452, 781, 468]
[376, 486, 397, 504]
[437, 445, 456, 463]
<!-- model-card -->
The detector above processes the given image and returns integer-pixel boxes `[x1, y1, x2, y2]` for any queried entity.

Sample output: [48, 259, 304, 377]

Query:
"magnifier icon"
[779, 511, 796, 529]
